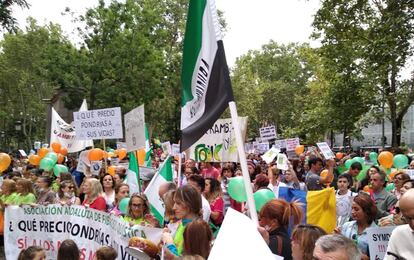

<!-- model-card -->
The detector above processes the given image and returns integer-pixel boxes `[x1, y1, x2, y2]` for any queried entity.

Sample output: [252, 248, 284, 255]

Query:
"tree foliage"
[0, 0, 29, 32]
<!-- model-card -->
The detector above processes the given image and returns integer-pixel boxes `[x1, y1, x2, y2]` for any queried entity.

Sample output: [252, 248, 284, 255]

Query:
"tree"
[0, 19, 78, 150]
[0, 0, 29, 32]
[313, 0, 414, 147]
[231, 42, 314, 140]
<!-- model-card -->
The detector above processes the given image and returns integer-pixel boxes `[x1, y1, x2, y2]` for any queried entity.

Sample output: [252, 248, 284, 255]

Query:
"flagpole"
[228, 101, 258, 224]
[177, 152, 182, 187]
[135, 150, 142, 193]
[102, 139, 107, 172]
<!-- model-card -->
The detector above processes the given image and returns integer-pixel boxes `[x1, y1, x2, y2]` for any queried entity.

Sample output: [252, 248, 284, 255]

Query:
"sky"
[12, 0, 321, 67]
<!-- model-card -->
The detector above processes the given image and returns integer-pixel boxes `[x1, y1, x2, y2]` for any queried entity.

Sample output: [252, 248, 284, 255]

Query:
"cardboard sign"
[73, 107, 123, 140]
[276, 153, 288, 170]
[259, 125, 277, 141]
[286, 138, 300, 151]
[316, 142, 335, 160]
[366, 226, 396, 260]
[261, 147, 280, 164]
[124, 105, 145, 152]
[405, 169, 414, 179]
[274, 139, 287, 149]
[189, 117, 248, 162]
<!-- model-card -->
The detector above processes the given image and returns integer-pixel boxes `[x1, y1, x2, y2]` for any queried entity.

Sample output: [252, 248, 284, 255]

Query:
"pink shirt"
[201, 167, 220, 179]
[210, 197, 224, 225]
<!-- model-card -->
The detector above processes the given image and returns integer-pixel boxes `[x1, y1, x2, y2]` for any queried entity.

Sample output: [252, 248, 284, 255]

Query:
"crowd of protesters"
[1, 144, 414, 260]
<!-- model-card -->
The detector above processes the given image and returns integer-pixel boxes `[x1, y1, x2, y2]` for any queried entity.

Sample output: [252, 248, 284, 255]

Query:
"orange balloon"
[0, 153, 12, 173]
[57, 154, 65, 164]
[295, 145, 305, 155]
[107, 166, 116, 176]
[118, 148, 127, 160]
[320, 169, 334, 186]
[60, 147, 68, 156]
[88, 148, 104, 161]
[363, 185, 371, 192]
[38, 147, 49, 158]
[137, 149, 146, 166]
[336, 152, 344, 160]
[29, 154, 41, 166]
[51, 142, 61, 153]
[103, 151, 109, 159]
[378, 151, 393, 168]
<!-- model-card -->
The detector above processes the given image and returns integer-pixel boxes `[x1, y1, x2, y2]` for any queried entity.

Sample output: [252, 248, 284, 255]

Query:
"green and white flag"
[144, 123, 152, 167]
[127, 151, 141, 193]
[144, 156, 173, 225]
[180, 0, 234, 152]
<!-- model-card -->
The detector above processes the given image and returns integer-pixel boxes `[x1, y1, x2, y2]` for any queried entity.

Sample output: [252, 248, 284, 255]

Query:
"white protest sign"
[124, 105, 145, 152]
[276, 153, 289, 170]
[34, 141, 41, 150]
[73, 107, 123, 140]
[405, 169, 414, 179]
[316, 142, 335, 160]
[286, 138, 300, 151]
[366, 226, 396, 260]
[76, 150, 90, 173]
[90, 161, 102, 176]
[116, 142, 127, 150]
[259, 125, 277, 141]
[209, 208, 276, 260]
[274, 139, 287, 149]
[261, 147, 280, 164]
[172, 144, 180, 156]
[18, 150, 27, 157]
[256, 142, 270, 154]
[161, 141, 172, 155]
[189, 117, 248, 162]
[5, 205, 162, 260]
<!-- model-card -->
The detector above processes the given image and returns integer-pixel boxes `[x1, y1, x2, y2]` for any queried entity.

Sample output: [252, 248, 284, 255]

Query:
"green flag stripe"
[181, 0, 207, 106]
[150, 204, 164, 227]
[159, 157, 173, 181]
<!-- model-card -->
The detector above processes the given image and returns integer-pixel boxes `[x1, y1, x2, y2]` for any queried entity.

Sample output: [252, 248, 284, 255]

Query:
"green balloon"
[369, 152, 378, 163]
[53, 164, 69, 177]
[393, 154, 408, 169]
[253, 189, 276, 212]
[385, 183, 395, 192]
[354, 157, 365, 167]
[39, 157, 55, 171]
[356, 165, 370, 182]
[119, 197, 130, 215]
[345, 159, 354, 170]
[44, 152, 58, 164]
[228, 177, 247, 202]
[337, 165, 347, 174]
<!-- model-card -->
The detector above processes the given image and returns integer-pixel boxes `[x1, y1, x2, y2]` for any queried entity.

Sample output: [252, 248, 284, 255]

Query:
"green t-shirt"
[122, 216, 149, 226]
[0, 192, 19, 206]
[15, 193, 36, 205]
[51, 182, 59, 192]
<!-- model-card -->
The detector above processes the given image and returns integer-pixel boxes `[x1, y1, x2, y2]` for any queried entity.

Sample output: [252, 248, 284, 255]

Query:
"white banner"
[366, 226, 396, 260]
[124, 105, 146, 152]
[73, 107, 123, 140]
[317, 142, 335, 160]
[259, 125, 277, 141]
[50, 108, 94, 153]
[189, 117, 248, 162]
[5, 205, 162, 260]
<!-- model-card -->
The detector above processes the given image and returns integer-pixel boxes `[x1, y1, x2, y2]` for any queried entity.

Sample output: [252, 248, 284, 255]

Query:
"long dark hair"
[57, 239, 80, 260]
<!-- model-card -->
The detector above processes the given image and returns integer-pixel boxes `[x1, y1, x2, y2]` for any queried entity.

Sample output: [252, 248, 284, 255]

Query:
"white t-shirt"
[267, 181, 287, 198]
[385, 224, 414, 260]
[201, 195, 211, 222]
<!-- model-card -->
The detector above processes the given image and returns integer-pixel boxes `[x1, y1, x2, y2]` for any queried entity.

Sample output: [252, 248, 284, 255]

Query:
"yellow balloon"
[0, 153, 12, 173]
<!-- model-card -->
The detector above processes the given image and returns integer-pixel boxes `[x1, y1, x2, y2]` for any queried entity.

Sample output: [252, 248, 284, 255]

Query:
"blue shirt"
[341, 220, 377, 255]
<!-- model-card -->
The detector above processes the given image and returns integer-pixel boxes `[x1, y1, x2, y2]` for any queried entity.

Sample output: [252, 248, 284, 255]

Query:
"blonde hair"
[85, 178, 103, 202]
[2, 179, 16, 195]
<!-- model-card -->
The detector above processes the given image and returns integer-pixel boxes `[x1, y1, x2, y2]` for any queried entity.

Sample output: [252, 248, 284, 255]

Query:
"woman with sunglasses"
[391, 171, 410, 199]
[123, 193, 159, 227]
[57, 180, 80, 206]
